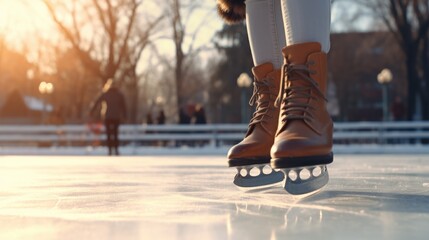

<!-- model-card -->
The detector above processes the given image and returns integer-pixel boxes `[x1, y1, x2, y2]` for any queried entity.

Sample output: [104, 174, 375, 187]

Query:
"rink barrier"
[0, 121, 428, 147]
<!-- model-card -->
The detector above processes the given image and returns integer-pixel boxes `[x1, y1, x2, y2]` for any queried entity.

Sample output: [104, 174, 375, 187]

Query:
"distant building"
[326, 75, 340, 121]
[0, 89, 52, 124]
[329, 32, 407, 121]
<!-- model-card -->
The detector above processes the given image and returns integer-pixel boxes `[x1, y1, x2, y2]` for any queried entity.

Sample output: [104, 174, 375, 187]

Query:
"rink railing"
[0, 121, 428, 147]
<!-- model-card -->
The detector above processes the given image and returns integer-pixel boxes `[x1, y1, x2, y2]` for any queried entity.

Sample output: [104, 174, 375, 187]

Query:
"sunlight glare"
[0, 0, 56, 46]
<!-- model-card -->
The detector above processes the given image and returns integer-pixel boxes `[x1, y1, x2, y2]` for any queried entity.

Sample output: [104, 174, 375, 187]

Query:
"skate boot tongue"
[251, 63, 276, 101]
[252, 62, 274, 79]
[276, 42, 326, 132]
[281, 42, 323, 95]
[282, 42, 321, 65]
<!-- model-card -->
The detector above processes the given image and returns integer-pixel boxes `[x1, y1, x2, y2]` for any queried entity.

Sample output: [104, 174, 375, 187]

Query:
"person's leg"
[227, 0, 286, 188]
[280, 0, 331, 52]
[270, 0, 333, 194]
[113, 120, 120, 156]
[246, 0, 286, 69]
[105, 120, 113, 156]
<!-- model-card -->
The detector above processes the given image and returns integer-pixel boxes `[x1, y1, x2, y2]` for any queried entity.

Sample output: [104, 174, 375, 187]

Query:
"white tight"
[246, 0, 285, 69]
[246, 0, 331, 68]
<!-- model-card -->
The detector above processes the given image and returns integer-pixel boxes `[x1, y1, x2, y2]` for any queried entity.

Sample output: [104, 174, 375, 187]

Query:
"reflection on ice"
[304, 190, 429, 214]
[228, 200, 330, 240]
[282, 209, 323, 229]
[0, 155, 428, 239]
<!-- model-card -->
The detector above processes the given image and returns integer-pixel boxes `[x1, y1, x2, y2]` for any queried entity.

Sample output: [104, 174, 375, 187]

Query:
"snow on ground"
[0, 154, 428, 240]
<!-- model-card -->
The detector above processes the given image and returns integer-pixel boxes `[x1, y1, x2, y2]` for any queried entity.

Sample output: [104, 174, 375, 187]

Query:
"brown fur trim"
[217, 0, 246, 24]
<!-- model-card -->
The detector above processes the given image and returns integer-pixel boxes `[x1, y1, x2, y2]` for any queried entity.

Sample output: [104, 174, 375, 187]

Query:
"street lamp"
[39, 81, 54, 124]
[155, 96, 165, 106]
[221, 94, 231, 105]
[27, 69, 35, 81]
[39, 81, 54, 95]
[237, 73, 252, 123]
[377, 69, 393, 121]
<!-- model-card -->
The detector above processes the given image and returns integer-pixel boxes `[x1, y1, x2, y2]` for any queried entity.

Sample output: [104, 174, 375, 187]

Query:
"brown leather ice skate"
[228, 62, 284, 188]
[270, 42, 333, 194]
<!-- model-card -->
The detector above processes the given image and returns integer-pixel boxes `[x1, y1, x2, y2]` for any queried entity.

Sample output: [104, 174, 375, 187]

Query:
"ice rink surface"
[0, 154, 428, 240]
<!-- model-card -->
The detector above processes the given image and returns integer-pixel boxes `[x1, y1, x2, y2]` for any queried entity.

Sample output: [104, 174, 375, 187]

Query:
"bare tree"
[208, 23, 253, 123]
[42, 0, 163, 122]
[0, 38, 3, 72]
[161, 0, 217, 119]
[54, 47, 97, 121]
[358, 0, 429, 120]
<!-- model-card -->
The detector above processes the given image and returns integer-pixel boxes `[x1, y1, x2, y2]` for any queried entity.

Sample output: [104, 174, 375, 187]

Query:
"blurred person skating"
[178, 106, 192, 147]
[179, 107, 191, 124]
[193, 104, 208, 147]
[391, 97, 406, 121]
[157, 109, 166, 125]
[90, 79, 127, 156]
[218, 0, 333, 194]
[156, 109, 167, 146]
[146, 113, 154, 125]
[193, 104, 207, 124]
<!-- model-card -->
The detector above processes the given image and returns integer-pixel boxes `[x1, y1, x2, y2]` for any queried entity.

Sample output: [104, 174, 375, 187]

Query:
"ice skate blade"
[281, 166, 329, 195]
[233, 165, 284, 189]
[235, 179, 283, 192]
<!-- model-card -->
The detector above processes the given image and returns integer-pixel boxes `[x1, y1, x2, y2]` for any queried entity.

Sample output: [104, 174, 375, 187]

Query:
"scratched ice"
[0, 154, 428, 240]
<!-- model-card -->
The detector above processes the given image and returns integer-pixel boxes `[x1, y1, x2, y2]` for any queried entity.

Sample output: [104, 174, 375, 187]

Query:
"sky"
[0, 0, 56, 44]
[0, 0, 222, 47]
[0, 0, 372, 73]
[0, 0, 372, 46]
[0, 0, 223, 73]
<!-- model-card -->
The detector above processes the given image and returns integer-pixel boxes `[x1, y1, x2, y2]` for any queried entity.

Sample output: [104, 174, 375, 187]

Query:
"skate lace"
[274, 60, 327, 125]
[247, 78, 276, 131]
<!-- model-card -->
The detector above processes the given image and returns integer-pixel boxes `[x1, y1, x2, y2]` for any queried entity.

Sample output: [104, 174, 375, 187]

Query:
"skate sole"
[232, 164, 285, 188]
[271, 152, 333, 168]
[228, 157, 271, 167]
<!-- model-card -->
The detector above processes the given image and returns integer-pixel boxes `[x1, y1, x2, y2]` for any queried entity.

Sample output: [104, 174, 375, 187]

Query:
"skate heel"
[233, 164, 284, 189]
[281, 165, 329, 195]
